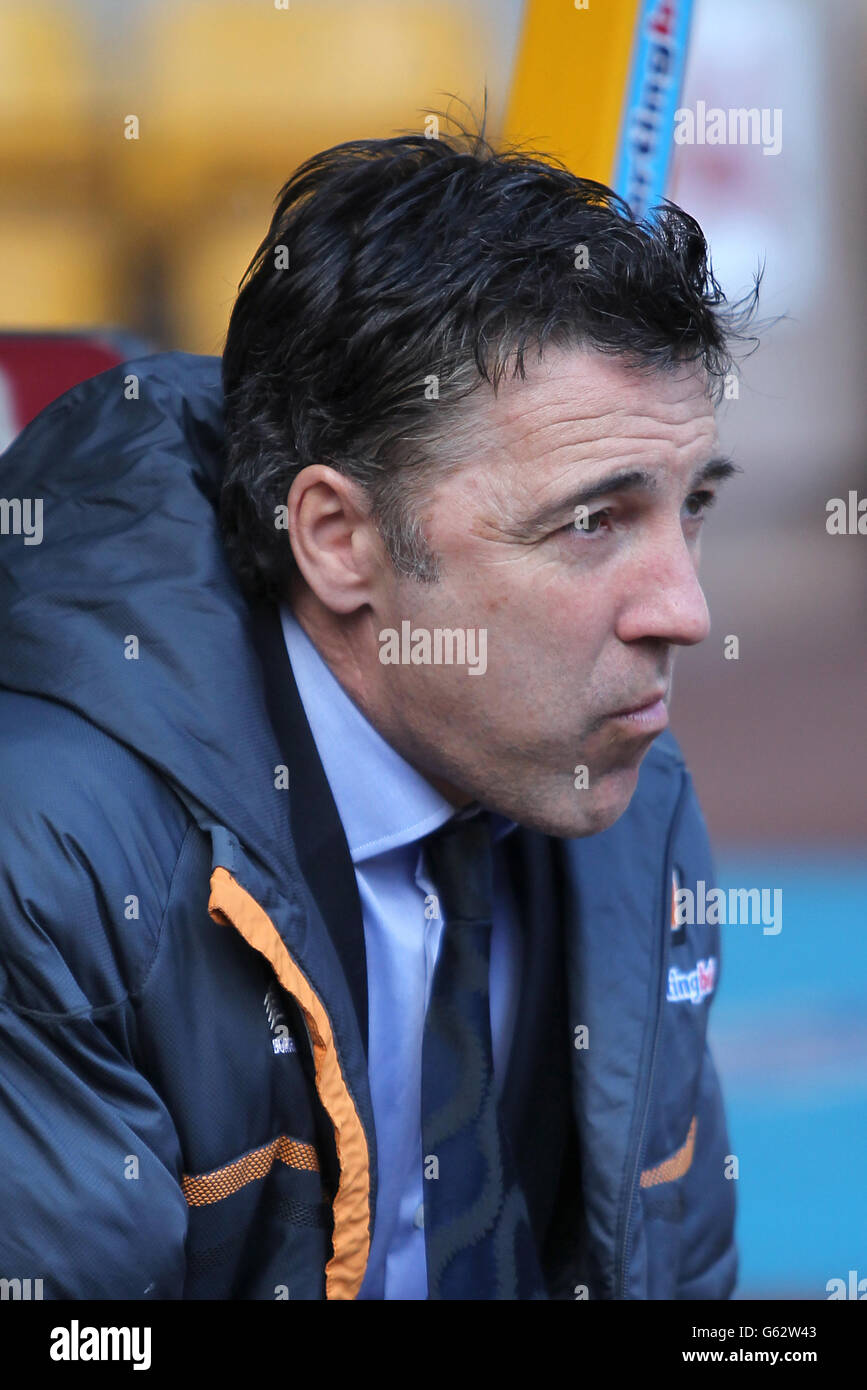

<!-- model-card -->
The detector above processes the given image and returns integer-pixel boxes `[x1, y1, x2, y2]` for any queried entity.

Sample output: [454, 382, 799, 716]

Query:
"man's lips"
[608, 691, 669, 731]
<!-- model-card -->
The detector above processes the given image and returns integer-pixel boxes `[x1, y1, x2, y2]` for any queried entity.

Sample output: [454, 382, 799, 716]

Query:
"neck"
[286, 587, 474, 811]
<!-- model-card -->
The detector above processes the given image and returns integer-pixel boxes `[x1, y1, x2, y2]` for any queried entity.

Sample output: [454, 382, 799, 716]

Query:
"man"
[0, 128, 756, 1299]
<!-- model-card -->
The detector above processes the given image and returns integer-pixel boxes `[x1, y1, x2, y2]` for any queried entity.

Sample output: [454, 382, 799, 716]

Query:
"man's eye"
[569, 507, 611, 536]
[684, 489, 716, 518]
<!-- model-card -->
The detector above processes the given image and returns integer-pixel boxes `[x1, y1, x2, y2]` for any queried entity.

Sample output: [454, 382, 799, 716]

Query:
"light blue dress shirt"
[279, 605, 523, 1300]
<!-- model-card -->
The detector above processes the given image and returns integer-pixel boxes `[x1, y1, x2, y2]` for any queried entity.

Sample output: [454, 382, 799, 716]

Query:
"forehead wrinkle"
[491, 342, 709, 421]
[476, 431, 716, 552]
[491, 411, 716, 524]
[487, 386, 618, 462]
[435, 355, 716, 536]
[484, 374, 715, 471]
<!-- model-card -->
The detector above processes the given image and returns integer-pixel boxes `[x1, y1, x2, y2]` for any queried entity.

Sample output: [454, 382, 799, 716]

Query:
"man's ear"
[286, 464, 383, 614]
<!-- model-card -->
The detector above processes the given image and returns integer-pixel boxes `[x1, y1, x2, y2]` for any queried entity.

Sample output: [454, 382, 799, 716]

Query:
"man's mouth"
[607, 691, 669, 731]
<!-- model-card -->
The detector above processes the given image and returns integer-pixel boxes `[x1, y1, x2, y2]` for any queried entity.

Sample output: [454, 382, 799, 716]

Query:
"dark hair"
[220, 116, 760, 602]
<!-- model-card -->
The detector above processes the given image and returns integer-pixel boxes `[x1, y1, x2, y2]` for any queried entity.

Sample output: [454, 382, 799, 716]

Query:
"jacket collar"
[278, 603, 456, 860]
[247, 599, 371, 1058]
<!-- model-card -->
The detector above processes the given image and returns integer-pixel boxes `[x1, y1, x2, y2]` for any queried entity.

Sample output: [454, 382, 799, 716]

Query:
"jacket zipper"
[615, 771, 689, 1297]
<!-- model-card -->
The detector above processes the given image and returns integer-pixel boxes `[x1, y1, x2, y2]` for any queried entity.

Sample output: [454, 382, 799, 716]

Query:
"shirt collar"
[279, 604, 516, 864]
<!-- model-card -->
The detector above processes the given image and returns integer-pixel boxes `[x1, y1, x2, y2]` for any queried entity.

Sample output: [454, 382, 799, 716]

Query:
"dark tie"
[420, 811, 548, 1299]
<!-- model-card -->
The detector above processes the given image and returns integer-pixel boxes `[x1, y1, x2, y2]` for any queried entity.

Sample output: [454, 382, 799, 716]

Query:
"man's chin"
[510, 763, 642, 839]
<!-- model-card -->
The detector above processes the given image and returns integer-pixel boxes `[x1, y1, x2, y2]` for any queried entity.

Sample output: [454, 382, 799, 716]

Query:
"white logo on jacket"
[667, 957, 717, 1005]
[264, 984, 297, 1054]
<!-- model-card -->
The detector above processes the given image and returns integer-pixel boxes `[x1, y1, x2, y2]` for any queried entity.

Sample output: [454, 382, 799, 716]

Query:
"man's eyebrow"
[514, 455, 740, 537]
[690, 455, 740, 489]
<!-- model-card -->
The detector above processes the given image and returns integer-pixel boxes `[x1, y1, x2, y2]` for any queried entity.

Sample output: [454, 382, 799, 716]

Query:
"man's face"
[357, 345, 727, 837]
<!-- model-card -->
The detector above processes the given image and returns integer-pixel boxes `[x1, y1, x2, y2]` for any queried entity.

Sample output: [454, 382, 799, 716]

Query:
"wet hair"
[220, 113, 760, 601]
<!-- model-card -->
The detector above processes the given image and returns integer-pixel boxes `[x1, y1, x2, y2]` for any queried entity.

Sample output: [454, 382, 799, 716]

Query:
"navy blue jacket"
[0, 353, 737, 1299]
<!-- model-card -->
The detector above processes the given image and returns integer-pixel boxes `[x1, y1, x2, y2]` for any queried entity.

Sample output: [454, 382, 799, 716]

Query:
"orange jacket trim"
[640, 1116, 698, 1189]
[182, 1134, 320, 1207]
[208, 866, 371, 1300]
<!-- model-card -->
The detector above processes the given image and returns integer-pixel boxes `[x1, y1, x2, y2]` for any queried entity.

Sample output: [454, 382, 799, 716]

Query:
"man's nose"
[614, 533, 711, 648]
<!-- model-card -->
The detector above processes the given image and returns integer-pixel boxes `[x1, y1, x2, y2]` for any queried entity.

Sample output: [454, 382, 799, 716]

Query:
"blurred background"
[0, 0, 863, 1299]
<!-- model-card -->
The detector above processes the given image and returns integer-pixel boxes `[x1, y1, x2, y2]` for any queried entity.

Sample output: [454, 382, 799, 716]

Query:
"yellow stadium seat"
[0, 209, 125, 330]
[0, 2, 93, 186]
[162, 199, 278, 354]
[110, 0, 489, 227]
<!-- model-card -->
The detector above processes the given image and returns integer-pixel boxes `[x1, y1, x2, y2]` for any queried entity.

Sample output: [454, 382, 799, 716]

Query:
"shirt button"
[413, 1202, 425, 1229]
